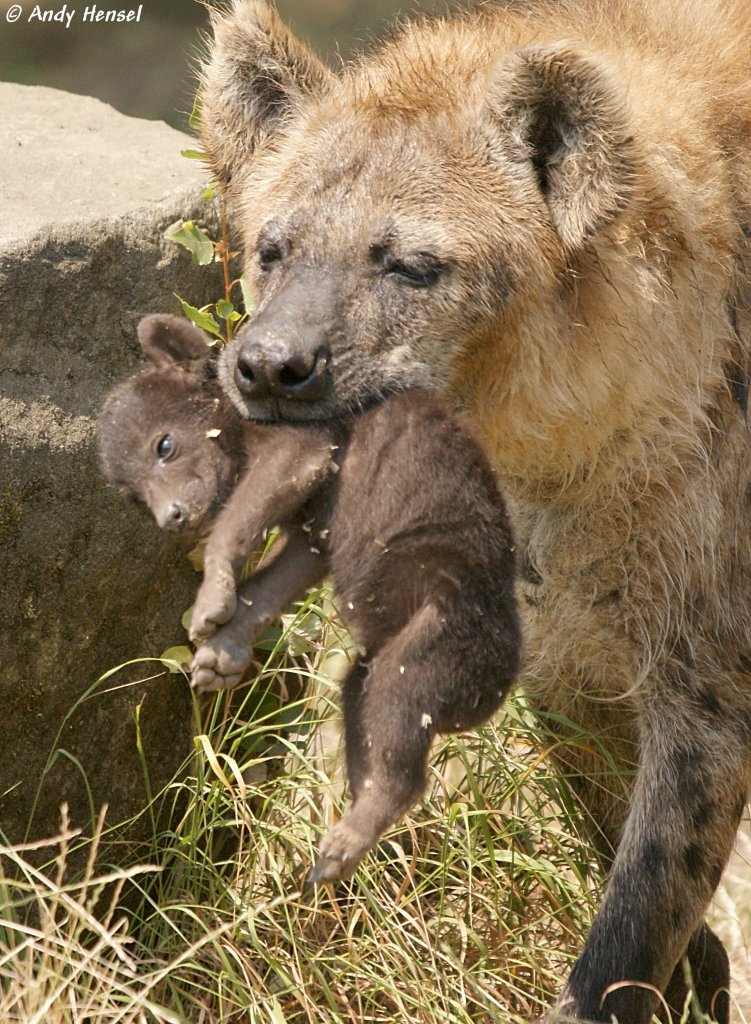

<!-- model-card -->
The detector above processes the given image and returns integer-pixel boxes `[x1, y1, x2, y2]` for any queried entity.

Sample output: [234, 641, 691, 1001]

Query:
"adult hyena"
[198, 1, 751, 1020]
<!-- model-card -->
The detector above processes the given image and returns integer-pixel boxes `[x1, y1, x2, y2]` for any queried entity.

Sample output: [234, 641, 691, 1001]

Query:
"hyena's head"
[201, 1, 636, 425]
[97, 315, 245, 538]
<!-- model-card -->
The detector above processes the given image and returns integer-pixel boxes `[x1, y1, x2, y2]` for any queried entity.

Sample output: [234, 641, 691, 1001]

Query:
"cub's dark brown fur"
[98, 314, 520, 882]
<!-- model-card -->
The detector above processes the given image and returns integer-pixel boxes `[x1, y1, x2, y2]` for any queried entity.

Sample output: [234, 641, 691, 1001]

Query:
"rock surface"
[0, 84, 221, 847]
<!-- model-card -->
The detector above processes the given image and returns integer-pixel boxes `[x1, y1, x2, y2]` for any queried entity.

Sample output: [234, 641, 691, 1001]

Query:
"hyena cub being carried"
[97, 314, 521, 881]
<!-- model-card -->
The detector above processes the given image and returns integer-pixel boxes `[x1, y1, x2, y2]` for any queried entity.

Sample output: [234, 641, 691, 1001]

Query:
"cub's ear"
[489, 44, 636, 251]
[137, 314, 210, 369]
[199, 0, 334, 193]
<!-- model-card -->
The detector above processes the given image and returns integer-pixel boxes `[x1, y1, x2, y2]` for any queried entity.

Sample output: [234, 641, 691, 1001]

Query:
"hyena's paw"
[308, 812, 381, 884]
[189, 574, 237, 644]
[191, 624, 254, 693]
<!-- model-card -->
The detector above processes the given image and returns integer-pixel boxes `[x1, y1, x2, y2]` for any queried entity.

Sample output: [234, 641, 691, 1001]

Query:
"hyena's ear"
[199, 0, 334, 192]
[137, 315, 210, 370]
[489, 44, 636, 251]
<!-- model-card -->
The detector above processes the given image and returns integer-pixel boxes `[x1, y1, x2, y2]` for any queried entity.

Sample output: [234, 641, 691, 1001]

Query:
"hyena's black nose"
[230, 269, 335, 405]
[234, 338, 330, 402]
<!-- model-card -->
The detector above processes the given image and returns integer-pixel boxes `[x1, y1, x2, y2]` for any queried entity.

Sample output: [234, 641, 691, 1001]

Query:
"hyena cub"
[98, 314, 521, 882]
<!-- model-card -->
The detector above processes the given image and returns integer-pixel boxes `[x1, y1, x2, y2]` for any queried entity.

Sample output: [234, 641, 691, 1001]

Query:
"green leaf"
[216, 299, 235, 320]
[164, 220, 214, 266]
[160, 646, 192, 674]
[280, 610, 323, 657]
[239, 276, 255, 316]
[173, 295, 223, 338]
[187, 540, 206, 573]
[180, 148, 206, 161]
[202, 182, 217, 201]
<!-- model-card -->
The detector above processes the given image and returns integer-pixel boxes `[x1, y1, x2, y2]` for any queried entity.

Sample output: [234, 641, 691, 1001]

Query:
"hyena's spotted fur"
[198, 1, 751, 1020]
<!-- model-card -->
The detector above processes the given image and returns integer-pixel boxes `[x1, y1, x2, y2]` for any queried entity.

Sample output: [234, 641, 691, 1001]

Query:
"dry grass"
[0, 593, 748, 1022]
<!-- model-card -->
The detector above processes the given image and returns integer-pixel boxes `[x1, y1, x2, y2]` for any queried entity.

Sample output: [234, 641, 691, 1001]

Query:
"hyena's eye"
[374, 246, 446, 288]
[257, 238, 285, 271]
[156, 434, 177, 461]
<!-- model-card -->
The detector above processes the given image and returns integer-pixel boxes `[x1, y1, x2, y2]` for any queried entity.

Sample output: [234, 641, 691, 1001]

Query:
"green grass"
[0, 589, 748, 1023]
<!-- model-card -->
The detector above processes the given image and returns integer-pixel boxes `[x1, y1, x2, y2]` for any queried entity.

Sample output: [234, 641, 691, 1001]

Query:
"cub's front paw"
[191, 624, 254, 693]
[189, 574, 237, 644]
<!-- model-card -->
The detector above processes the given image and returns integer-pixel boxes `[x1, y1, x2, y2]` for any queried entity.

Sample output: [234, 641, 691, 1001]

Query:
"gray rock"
[0, 84, 222, 846]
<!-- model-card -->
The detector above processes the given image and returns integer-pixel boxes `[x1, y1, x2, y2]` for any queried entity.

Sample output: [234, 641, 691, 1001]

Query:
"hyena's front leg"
[549, 701, 749, 1024]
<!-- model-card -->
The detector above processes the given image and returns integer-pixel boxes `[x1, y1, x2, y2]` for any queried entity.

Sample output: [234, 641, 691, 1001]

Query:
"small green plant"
[164, 209, 252, 346]
[164, 93, 251, 345]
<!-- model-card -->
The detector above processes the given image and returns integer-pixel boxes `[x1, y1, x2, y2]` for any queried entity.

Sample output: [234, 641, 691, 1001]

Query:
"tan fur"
[199, 2, 751, 1020]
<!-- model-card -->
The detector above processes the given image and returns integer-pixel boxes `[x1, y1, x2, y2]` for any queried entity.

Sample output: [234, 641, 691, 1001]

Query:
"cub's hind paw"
[308, 814, 379, 884]
[308, 854, 354, 885]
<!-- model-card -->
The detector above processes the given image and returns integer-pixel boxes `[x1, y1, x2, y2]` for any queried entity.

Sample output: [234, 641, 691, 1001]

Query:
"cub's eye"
[257, 239, 284, 271]
[156, 434, 177, 461]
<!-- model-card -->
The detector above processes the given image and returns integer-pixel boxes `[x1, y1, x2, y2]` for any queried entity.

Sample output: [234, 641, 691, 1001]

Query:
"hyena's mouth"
[219, 375, 342, 423]
[218, 324, 433, 423]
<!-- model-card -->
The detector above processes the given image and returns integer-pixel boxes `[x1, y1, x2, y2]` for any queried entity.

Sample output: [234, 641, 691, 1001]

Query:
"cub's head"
[98, 315, 245, 538]
[201, 1, 637, 428]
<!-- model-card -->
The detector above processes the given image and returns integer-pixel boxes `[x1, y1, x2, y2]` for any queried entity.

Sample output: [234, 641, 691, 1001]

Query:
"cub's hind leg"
[308, 620, 436, 885]
[310, 600, 516, 883]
